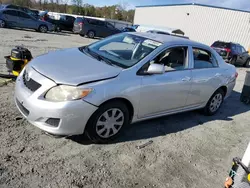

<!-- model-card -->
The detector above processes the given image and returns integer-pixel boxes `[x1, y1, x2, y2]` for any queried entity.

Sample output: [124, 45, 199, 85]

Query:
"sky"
[81, 0, 250, 11]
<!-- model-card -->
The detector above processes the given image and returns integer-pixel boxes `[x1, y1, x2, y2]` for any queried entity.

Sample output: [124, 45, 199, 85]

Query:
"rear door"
[187, 47, 222, 107]
[18, 11, 37, 29]
[2, 10, 19, 27]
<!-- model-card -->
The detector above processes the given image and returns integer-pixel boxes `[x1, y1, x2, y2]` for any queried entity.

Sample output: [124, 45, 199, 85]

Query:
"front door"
[237, 46, 249, 66]
[138, 46, 192, 118]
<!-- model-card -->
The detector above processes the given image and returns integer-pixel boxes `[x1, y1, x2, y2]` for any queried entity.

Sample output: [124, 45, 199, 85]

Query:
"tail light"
[235, 72, 238, 78]
[79, 22, 83, 25]
[225, 48, 231, 53]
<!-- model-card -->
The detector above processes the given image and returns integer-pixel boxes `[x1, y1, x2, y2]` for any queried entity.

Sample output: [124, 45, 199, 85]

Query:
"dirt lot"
[0, 28, 249, 188]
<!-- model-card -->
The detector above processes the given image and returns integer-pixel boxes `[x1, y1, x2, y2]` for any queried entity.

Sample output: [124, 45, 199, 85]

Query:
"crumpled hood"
[30, 48, 122, 85]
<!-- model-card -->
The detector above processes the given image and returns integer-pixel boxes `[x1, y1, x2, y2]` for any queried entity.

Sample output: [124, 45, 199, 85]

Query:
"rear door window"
[4, 10, 18, 16]
[97, 21, 105, 26]
[193, 48, 218, 69]
[19, 11, 31, 19]
[106, 22, 114, 29]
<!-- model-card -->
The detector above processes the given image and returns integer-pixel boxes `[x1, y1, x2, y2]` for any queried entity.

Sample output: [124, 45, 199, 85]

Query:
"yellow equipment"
[5, 46, 33, 76]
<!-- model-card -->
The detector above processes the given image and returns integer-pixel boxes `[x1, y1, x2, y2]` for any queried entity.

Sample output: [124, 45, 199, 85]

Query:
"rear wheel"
[87, 30, 95, 38]
[0, 20, 6, 28]
[56, 26, 61, 32]
[245, 58, 250, 68]
[38, 25, 48, 33]
[203, 89, 225, 116]
[85, 101, 129, 144]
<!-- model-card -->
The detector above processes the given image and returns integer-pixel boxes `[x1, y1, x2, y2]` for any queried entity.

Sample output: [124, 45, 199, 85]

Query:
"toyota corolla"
[14, 32, 237, 143]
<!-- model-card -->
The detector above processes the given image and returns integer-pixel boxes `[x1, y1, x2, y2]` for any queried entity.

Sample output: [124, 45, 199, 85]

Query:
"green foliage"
[0, 0, 135, 22]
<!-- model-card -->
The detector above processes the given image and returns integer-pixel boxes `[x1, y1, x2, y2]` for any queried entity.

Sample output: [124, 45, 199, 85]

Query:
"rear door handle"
[182, 76, 191, 82]
[215, 73, 222, 77]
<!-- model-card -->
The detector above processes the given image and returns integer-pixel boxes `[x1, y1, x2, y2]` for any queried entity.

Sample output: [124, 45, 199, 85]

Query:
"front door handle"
[182, 76, 191, 82]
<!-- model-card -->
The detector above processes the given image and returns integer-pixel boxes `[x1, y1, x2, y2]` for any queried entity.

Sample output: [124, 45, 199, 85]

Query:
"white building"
[134, 3, 250, 50]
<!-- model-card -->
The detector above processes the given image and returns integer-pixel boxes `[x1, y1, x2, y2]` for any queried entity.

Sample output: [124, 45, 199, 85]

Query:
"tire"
[56, 26, 61, 32]
[85, 101, 129, 144]
[38, 25, 48, 33]
[0, 19, 6, 28]
[87, 30, 95, 38]
[230, 56, 237, 65]
[245, 58, 250, 68]
[203, 89, 225, 116]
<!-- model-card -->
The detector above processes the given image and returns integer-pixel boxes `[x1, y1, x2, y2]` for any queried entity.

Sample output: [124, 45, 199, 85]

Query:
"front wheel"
[85, 101, 129, 144]
[203, 89, 225, 116]
[245, 59, 250, 68]
[87, 30, 95, 38]
[38, 25, 48, 33]
[0, 20, 6, 28]
[56, 26, 61, 32]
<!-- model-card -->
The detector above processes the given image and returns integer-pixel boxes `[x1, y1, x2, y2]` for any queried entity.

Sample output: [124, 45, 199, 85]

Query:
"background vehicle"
[40, 12, 75, 32]
[15, 33, 237, 143]
[121, 26, 136, 32]
[0, 4, 39, 19]
[211, 41, 250, 67]
[79, 18, 121, 38]
[147, 30, 190, 39]
[73, 17, 84, 34]
[147, 30, 170, 35]
[0, 9, 54, 33]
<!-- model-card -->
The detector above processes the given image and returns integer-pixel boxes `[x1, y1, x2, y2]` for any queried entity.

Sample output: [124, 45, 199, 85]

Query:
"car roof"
[0, 8, 29, 14]
[131, 32, 205, 47]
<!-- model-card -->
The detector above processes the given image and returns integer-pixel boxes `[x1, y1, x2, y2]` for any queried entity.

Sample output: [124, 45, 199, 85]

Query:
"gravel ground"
[0, 28, 250, 188]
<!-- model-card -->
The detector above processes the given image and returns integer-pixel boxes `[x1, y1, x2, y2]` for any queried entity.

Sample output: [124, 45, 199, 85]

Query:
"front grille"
[16, 99, 29, 117]
[45, 118, 60, 127]
[23, 70, 41, 92]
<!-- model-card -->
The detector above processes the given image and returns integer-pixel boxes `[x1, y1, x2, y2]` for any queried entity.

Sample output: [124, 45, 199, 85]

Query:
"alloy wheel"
[0, 20, 5, 28]
[209, 93, 223, 112]
[40, 26, 47, 33]
[95, 108, 124, 138]
[88, 31, 94, 38]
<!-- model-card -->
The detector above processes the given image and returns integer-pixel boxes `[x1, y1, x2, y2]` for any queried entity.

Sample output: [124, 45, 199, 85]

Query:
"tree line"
[0, 0, 135, 22]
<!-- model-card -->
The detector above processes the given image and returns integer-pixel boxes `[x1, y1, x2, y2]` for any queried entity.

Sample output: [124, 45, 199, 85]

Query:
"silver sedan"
[14, 32, 237, 143]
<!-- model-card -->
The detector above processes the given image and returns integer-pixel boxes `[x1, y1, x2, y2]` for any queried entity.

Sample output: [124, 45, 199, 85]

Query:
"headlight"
[45, 85, 92, 102]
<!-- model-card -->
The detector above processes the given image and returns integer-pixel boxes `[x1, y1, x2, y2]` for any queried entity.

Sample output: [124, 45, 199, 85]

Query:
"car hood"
[30, 48, 122, 85]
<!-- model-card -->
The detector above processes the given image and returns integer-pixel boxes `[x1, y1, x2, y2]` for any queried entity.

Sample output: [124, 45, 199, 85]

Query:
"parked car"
[121, 26, 136, 32]
[14, 33, 237, 143]
[211, 41, 250, 67]
[0, 9, 54, 32]
[73, 17, 84, 34]
[79, 18, 121, 38]
[0, 4, 39, 19]
[147, 30, 190, 39]
[40, 12, 75, 32]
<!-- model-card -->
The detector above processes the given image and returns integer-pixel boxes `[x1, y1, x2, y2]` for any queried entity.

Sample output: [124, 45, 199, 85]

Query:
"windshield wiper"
[84, 47, 115, 66]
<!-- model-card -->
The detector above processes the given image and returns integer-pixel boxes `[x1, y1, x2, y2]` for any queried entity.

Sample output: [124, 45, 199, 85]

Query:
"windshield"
[86, 33, 162, 68]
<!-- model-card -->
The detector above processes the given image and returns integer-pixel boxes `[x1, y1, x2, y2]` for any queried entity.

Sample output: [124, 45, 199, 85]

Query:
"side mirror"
[147, 63, 165, 74]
